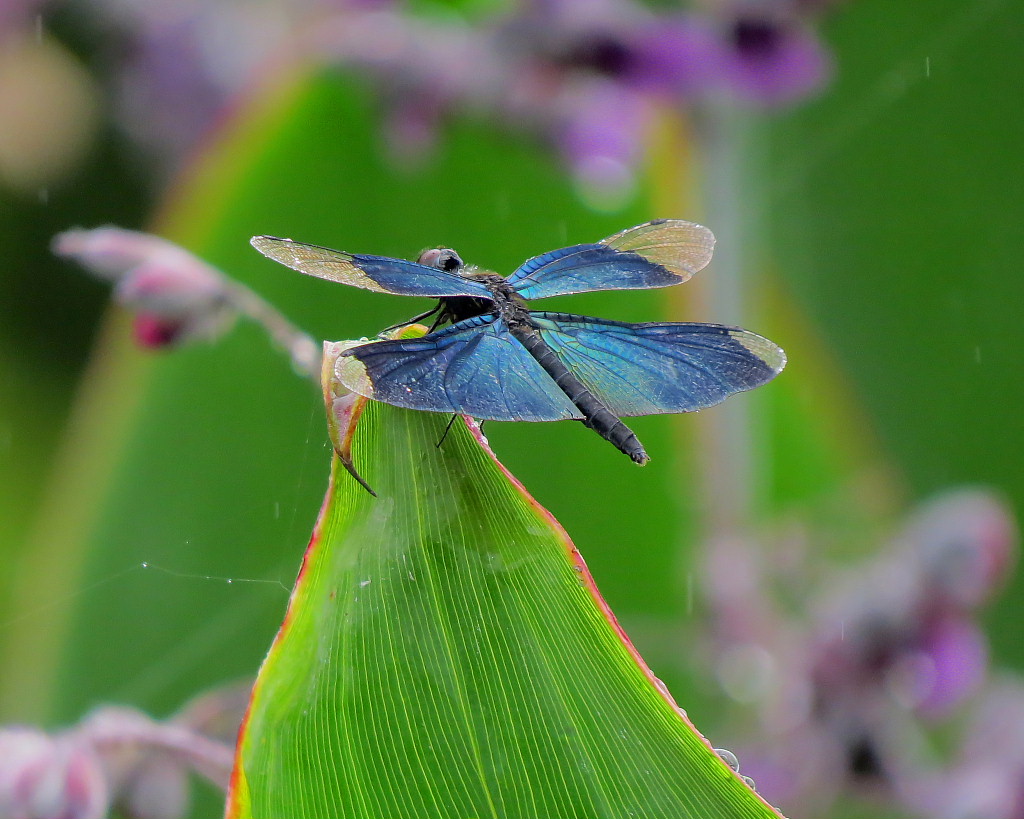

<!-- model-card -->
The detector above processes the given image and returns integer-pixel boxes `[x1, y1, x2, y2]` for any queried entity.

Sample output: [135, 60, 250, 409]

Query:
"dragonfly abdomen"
[508, 323, 650, 465]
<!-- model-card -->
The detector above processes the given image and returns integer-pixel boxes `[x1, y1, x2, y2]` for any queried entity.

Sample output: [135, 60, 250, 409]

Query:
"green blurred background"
[1, 0, 1021, 816]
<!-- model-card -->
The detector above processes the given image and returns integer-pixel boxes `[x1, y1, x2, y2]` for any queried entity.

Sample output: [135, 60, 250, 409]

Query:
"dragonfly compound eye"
[437, 249, 463, 272]
[418, 247, 463, 272]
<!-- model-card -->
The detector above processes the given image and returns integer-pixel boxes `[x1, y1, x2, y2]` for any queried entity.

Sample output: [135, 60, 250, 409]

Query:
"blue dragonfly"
[251, 220, 785, 466]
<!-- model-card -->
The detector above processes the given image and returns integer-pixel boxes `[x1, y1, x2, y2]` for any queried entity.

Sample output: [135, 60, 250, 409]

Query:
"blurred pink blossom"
[0, 684, 246, 819]
[32, 0, 839, 201]
[52, 227, 319, 374]
[701, 488, 1019, 817]
[52, 227, 234, 349]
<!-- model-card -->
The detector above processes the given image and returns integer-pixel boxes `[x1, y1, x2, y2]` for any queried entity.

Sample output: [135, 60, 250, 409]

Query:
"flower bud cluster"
[0, 690, 242, 819]
[701, 490, 1019, 817]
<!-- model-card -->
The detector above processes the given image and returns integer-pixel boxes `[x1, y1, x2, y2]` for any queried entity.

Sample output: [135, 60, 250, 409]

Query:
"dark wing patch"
[505, 220, 715, 299]
[336, 316, 581, 422]
[251, 236, 492, 298]
[530, 312, 785, 417]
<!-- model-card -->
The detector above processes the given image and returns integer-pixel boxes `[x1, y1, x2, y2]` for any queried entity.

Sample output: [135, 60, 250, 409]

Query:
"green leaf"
[228, 344, 781, 819]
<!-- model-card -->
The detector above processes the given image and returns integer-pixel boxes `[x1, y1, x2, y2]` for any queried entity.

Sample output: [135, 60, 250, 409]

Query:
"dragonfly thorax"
[437, 294, 495, 325]
[437, 274, 528, 327]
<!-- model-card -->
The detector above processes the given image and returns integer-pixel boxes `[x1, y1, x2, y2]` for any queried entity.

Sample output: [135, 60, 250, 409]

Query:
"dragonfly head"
[416, 246, 498, 329]
[417, 247, 464, 274]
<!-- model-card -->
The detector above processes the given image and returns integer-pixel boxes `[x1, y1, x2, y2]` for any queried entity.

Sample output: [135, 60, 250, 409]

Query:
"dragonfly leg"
[378, 304, 441, 335]
[436, 413, 459, 449]
[427, 310, 451, 333]
[339, 453, 377, 497]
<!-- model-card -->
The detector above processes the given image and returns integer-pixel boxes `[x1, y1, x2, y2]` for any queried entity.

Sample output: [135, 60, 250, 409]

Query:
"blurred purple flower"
[556, 77, 647, 206]
[700, 489, 1018, 817]
[909, 486, 1015, 609]
[629, 10, 831, 107]
[41, 0, 839, 201]
[912, 615, 987, 716]
[901, 679, 1024, 819]
[627, 18, 720, 97]
[311, 0, 837, 202]
[808, 491, 1014, 720]
[715, 8, 832, 106]
[114, 14, 225, 170]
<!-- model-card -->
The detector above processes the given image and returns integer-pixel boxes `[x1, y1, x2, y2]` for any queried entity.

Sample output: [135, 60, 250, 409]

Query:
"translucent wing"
[336, 316, 582, 422]
[505, 220, 715, 300]
[530, 312, 786, 417]
[251, 236, 492, 298]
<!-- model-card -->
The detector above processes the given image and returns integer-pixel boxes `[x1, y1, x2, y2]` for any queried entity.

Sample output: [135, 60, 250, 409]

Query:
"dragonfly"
[251, 219, 786, 465]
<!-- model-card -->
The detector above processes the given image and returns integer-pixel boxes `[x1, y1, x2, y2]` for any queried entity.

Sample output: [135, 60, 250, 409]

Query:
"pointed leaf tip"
[229, 373, 781, 818]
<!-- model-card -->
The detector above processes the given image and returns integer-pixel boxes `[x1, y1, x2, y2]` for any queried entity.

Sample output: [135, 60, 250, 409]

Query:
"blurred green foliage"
[763, 0, 1024, 664]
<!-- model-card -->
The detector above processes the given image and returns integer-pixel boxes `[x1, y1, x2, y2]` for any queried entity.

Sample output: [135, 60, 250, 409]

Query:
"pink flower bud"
[52, 228, 189, 282]
[0, 729, 108, 819]
[52, 227, 235, 349]
[132, 314, 187, 348]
